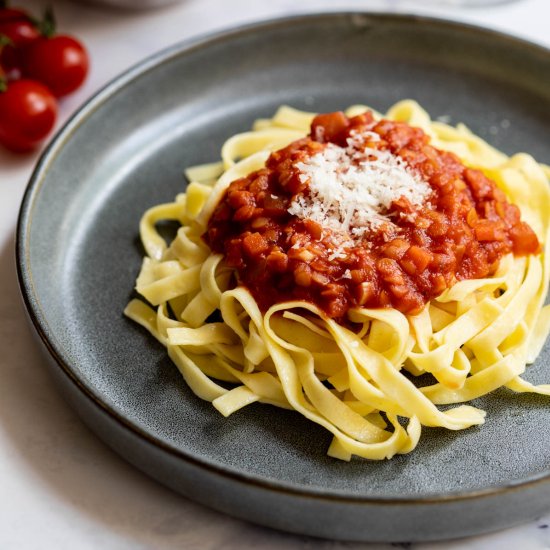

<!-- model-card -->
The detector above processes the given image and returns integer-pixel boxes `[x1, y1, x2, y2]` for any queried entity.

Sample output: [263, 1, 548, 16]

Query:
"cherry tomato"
[0, 9, 39, 43]
[0, 8, 40, 74]
[0, 79, 57, 152]
[22, 35, 89, 97]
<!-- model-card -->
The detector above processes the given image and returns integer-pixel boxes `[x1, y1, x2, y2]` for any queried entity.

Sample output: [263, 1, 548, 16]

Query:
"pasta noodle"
[125, 100, 550, 460]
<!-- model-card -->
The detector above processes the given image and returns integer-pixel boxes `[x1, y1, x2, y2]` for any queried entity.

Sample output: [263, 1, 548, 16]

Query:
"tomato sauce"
[205, 111, 540, 319]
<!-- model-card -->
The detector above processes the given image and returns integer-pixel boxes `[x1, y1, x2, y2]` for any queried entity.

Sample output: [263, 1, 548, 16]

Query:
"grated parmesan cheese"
[288, 130, 432, 247]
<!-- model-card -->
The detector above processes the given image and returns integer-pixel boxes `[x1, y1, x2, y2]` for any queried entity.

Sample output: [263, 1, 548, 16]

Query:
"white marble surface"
[3, 0, 550, 548]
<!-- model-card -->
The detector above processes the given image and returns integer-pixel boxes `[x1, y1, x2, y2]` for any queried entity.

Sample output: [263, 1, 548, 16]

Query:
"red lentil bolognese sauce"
[205, 111, 540, 320]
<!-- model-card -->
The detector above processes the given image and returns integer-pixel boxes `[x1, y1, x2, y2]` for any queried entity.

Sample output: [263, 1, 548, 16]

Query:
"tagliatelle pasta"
[125, 100, 550, 460]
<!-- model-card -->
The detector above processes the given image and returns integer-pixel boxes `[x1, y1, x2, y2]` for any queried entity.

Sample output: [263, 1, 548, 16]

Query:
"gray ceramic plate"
[17, 13, 550, 543]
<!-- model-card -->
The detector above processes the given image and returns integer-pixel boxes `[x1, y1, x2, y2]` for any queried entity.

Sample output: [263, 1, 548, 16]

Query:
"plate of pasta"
[17, 12, 550, 542]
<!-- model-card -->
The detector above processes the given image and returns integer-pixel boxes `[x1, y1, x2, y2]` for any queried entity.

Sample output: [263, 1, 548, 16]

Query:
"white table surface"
[3, 0, 550, 548]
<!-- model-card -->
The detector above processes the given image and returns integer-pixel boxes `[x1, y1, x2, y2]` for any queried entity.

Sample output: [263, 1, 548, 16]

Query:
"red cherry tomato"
[0, 79, 57, 152]
[0, 9, 39, 44]
[22, 35, 89, 97]
[0, 9, 40, 74]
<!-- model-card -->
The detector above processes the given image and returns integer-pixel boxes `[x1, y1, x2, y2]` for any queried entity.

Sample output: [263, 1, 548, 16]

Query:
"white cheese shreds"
[288, 130, 432, 245]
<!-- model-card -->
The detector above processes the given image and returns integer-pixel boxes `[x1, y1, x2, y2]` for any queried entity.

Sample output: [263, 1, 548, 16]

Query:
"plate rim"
[15, 10, 550, 506]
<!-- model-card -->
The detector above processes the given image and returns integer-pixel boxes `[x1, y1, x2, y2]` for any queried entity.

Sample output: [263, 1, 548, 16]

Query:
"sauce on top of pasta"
[205, 111, 540, 319]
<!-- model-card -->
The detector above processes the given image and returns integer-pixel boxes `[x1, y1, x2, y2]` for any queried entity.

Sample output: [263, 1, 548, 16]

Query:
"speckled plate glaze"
[17, 13, 550, 542]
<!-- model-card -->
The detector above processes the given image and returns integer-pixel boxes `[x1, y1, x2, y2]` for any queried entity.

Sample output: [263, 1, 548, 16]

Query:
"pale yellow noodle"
[125, 100, 550, 460]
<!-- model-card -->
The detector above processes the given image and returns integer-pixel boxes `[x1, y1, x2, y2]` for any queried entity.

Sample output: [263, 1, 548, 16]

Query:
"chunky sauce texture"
[205, 111, 540, 319]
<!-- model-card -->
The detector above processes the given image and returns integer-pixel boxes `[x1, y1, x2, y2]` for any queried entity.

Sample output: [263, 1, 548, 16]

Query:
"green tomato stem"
[0, 33, 13, 47]
[38, 6, 57, 38]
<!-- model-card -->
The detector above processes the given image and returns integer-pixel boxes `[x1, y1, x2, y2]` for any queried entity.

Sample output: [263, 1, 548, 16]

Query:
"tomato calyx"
[37, 6, 55, 38]
[0, 33, 12, 46]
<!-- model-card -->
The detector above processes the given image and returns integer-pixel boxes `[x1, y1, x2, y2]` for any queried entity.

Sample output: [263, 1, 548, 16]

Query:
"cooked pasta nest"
[125, 100, 550, 461]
